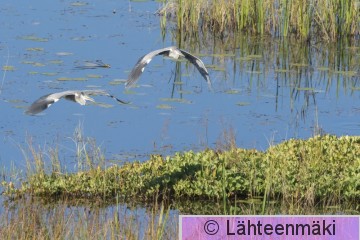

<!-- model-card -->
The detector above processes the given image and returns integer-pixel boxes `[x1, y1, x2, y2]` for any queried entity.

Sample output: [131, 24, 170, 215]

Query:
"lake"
[1, 0, 358, 171]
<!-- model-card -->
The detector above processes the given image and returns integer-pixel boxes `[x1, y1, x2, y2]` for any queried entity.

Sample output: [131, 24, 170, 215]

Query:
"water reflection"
[166, 29, 359, 137]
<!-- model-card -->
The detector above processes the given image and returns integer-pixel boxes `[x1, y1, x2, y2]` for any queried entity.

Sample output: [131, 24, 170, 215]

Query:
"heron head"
[75, 92, 95, 105]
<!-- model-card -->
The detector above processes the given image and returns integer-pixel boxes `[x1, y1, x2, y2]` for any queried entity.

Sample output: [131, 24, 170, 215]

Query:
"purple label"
[180, 216, 359, 240]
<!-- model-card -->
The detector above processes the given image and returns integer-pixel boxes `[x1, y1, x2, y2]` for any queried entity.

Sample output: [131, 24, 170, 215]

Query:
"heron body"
[26, 90, 128, 115]
[125, 46, 212, 90]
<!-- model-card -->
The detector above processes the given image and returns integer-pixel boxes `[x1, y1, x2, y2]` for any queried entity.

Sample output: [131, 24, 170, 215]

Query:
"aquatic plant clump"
[3, 135, 360, 206]
[159, 0, 359, 41]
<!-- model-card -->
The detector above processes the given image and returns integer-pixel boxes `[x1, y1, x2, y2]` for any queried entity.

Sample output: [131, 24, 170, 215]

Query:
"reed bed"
[159, 0, 359, 41]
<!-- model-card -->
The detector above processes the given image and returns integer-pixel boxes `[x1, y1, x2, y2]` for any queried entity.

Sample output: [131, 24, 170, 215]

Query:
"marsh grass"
[3, 133, 359, 214]
[159, 0, 359, 41]
[0, 196, 177, 239]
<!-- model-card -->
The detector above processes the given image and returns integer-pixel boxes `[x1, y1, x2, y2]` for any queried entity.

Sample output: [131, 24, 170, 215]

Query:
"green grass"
[159, 0, 359, 41]
[3, 135, 359, 212]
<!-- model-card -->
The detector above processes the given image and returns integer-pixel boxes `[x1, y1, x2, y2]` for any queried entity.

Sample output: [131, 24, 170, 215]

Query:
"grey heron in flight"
[26, 89, 129, 115]
[125, 46, 212, 90]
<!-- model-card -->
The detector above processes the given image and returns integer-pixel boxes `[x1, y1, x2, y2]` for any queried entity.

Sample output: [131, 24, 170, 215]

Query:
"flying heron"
[26, 89, 129, 115]
[125, 46, 212, 90]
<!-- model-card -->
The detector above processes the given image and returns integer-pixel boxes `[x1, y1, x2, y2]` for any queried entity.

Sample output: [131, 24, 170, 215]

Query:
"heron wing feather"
[125, 47, 173, 88]
[178, 49, 212, 89]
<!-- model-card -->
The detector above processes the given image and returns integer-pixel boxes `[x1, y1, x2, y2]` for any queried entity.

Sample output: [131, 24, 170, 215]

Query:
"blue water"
[0, 0, 359, 173]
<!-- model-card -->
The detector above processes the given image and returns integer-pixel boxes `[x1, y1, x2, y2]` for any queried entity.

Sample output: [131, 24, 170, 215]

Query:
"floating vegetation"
[2, 65, 15, 71]
[177, 90, 192, 94]
[20, 35, 48, 42]
[49, 60, 64, 65]
[275, 69, 293, 73]
[236, 102, 251, 106]
[75, 60, 111, 69]
[225, 89, 240, 94]
[156, 104, 174, 109]
[296, 87, 315, 91]
[198, 53, 236, 57]
[6, 99, 24, 103]
[246, 70, 262, 74]
[71, 36, 88, 41]
[159, 0, 359, 41]
[41, 72, 58, 76]
[173, 80, 184, 85]
[86, 74, 103, 79]
[159, 98, 192, 104]
[56, 52, 73, 56]
[90, 102, 114, 108]
[290, 63, 309, 67]
[21, 61, 45, 67]
[70, 1, 88, 6]
[109, 79, 126, 85]
[317, 67, 330, 71]
[26, 47, 44, 52]
[57, 77, 87, 81]
[206, 65, 226, 71]
[247, 55, 262, 59]
[333, 70, 357, 76]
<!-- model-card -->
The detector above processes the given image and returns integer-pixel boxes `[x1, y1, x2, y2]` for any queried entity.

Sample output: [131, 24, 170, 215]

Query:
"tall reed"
[160, 0, 359, 41]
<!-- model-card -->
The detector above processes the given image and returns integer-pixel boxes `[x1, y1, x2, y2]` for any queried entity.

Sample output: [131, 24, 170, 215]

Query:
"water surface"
[0, 0, 359, 171]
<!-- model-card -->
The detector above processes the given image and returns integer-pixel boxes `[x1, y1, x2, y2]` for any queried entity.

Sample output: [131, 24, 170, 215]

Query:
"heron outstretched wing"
[25, 93, 56, 115]
[125, 46, 212, 90]
[178, 49, 212, 89]
[125, 47, 173, 88]
[82, 90, 130, 104]
[26, 90, 129, 115]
